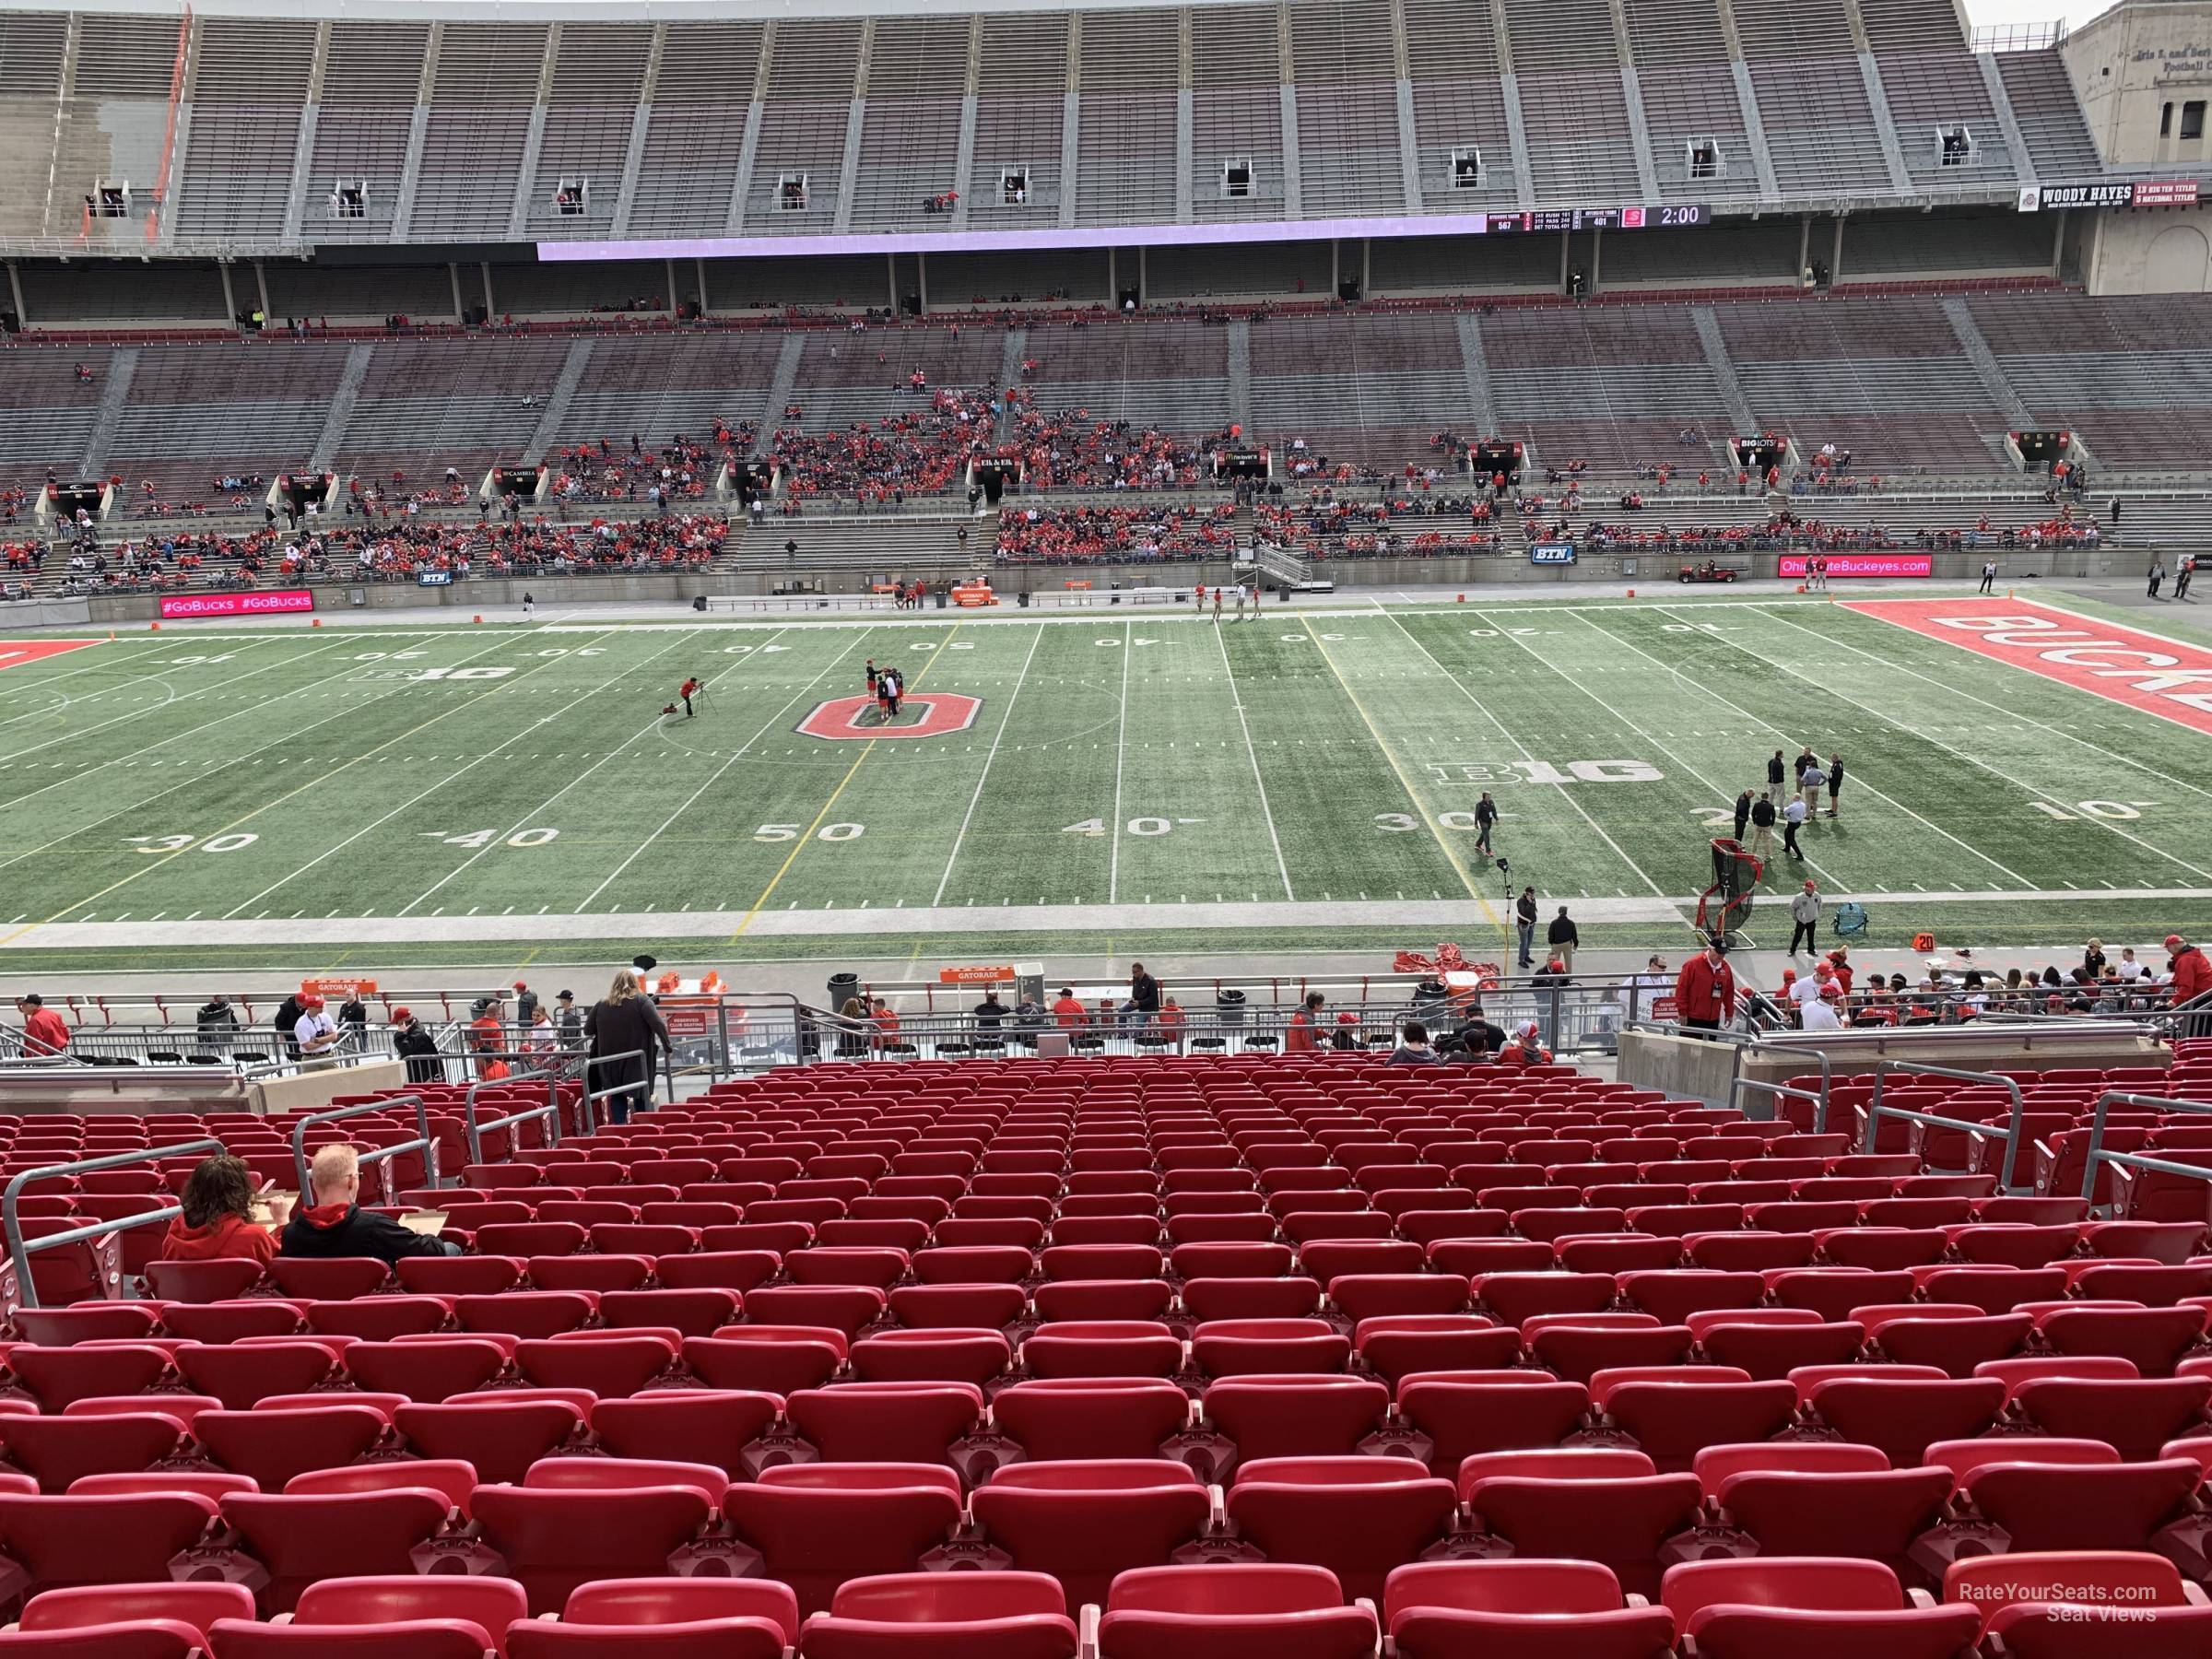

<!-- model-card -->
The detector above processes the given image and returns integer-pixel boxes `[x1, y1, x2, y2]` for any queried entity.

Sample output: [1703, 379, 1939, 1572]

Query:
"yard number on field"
[123, 833, 259, 853]
[418, 828, 561, 848]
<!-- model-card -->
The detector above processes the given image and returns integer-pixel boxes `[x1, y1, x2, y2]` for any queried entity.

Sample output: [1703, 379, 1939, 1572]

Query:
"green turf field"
[3, 590, 2209, 973]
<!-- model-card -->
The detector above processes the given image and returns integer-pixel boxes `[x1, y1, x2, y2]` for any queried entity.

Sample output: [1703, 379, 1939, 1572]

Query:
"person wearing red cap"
[2167, 935, 2212, 1015]
[294, 994, 344, 1061]
[390, 1007, 446, 1084]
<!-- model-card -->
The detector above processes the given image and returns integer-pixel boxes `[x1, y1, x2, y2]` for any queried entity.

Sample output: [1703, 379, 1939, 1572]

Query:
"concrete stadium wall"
[2086, 202, 2212, 292]
[71, 545, 2145, 627]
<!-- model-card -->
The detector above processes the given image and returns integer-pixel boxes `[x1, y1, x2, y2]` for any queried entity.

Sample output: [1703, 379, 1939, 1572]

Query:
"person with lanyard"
[294, 994, 346, 1064]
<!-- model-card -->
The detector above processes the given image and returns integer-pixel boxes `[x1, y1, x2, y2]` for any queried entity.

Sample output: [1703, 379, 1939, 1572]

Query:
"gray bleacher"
[0, 0, 2133, 258]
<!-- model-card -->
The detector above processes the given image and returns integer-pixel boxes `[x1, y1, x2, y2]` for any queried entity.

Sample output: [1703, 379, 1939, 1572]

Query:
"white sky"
[1963, 0, 2088, 27]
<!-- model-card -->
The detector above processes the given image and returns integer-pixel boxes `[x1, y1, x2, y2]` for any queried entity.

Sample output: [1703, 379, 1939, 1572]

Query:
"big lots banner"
[158, 588, 315, 619]
[1777, 553, 1932, 579]
[1845, 596, 2212, 735]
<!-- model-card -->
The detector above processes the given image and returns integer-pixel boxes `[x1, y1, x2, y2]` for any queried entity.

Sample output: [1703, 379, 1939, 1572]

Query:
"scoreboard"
[1481, 205, 1712, 232]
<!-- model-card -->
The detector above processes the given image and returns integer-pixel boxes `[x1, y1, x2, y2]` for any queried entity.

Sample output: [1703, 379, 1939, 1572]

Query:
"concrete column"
[254, 260, 272, 321]
[5, 260, 24, 327]
[218, 261, 238, 323]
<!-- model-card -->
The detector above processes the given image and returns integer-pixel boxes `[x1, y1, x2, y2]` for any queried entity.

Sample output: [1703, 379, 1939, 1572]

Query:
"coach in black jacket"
[279, 1143, 460, 1262]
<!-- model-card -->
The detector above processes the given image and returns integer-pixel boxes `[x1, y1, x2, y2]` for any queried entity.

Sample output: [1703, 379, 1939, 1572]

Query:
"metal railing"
[2078, 1090, 2212, 1210]
[579, 1050, 651, 1132]
[0, 1018, 385, 1077]
[3, 1139, 223, 1312]
[464, 1065, 566, 1167]
[1863, 1059, 2029, 1189]
[288, 1095, 437, 1198]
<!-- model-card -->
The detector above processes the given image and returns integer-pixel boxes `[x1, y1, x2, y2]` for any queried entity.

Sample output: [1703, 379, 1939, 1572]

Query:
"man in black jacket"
[1129, 963, 1162, 1027]
[971, 991, 1007, 1032]
[390, 1007, 447, 1085]
[270, 992, 303, 1061]
[1732, 788, 1753, 843]
[1515, 887, 1538, 969]
[195, 995, 239, 1051]
[279, 1144, 460, 1262]
[1547, 906, 1580, 975]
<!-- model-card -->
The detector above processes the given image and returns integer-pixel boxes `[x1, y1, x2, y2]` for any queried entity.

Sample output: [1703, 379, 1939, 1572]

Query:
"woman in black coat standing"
[583, 968, 671, 1125]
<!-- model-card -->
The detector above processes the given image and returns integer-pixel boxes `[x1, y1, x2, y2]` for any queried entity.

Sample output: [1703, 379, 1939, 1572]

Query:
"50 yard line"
[575, 632, 852, 914]
[730, 623, 966, 937]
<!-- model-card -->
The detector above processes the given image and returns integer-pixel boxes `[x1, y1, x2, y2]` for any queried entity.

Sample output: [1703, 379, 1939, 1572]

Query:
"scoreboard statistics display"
[1481, 205, 1712, 232]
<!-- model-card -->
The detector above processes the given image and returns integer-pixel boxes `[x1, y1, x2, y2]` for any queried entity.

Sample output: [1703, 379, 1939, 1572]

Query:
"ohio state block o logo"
[798, 693, 982, 741]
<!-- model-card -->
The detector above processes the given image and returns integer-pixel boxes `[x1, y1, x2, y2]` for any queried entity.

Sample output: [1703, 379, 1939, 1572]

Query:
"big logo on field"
[1846, 596, 2212, 735]
[798, 693, 982, 741]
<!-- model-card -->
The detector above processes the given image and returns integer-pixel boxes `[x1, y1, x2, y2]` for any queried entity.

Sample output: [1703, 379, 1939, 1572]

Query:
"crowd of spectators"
[1255, 492, 1502, 560]
[1584, 510, 2103, 555]
[29, 511, 729, 595]
[769, 388, 995, 506]
[547, 429, 752, 506]
[994, 503, 1236, 564]
[997, 395, 1216, 491]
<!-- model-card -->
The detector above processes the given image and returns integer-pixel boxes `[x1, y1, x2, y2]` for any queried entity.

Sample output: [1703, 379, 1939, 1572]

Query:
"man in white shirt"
[294, 994, 346, 1063]
[1799, 980, 1844, 1030]
[1783, 794, 1808, 860]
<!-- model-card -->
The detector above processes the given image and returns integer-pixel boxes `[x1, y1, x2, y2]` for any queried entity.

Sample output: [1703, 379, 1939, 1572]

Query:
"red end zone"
[1842, 596, 2212, 735]
[798, 693, 982, 741]
[0, 641, 100, 671]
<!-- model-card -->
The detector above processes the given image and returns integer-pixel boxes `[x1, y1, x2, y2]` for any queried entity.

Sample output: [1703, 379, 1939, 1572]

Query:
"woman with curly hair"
[159, 1154, 286, 1265]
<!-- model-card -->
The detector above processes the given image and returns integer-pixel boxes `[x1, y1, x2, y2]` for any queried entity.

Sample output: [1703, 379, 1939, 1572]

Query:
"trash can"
[1018, 590, 1030, 608]
[935, 591, 947, 609]
[1216, 988, 1247, 1028]
[828, 971, 859, 1009]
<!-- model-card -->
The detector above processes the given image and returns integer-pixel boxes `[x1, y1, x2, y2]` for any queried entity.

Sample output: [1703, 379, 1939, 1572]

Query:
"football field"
[4, 589, 2212, 974]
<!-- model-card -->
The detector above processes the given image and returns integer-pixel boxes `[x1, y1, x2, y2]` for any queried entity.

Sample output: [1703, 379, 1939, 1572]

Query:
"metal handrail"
[2078, 1090, 2212, 1208]
[288, 1094, 437, 1198]
[1863, 1058, 2028, 1188]
[465, 1065, 565, 1166]
[3, 1139, 223, 1312]
[579, 1050, 648, 1133]
[1735, 1077, 1828, 1135]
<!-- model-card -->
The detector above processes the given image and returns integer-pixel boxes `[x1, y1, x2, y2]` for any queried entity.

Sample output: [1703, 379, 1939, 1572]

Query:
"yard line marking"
[397, 628, 733, 915]
[1213, 620, 1294, 901]
[577, 633, 851, 914]
[1604, 606, 2037, 889]
[1760, 601, 2212, 876]
[1108, 618, 1134, 905]
[934, 625, 1044, 906]
[1399, 610, 1678, 899]
[730, 622, 968, 937]
[1657, 603, 2174, 888]
[0, 629, 603, 942]
[0, 637, 200, 734]
[226, 626, 653, 919]
[1300, 616, 1500, 926]
[0, 635, 359, 814]
[0, 628, 530, 887]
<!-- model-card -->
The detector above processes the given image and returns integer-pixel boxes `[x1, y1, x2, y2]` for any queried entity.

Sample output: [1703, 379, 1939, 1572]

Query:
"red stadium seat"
[971, 1460, 1211, 1606]
[1097, 1564, 1379, 1659]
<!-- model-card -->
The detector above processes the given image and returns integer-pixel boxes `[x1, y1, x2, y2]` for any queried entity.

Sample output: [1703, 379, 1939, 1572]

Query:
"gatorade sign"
[1846, 596, 2212, 735]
